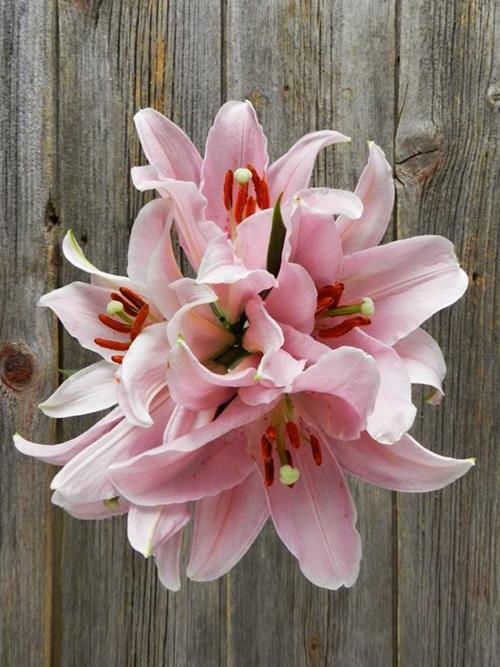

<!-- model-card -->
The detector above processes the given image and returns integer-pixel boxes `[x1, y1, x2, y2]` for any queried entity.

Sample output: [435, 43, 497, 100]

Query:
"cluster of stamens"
[260, 419, 322, 488]
[315, 282, 374, 338]
[94, 287, 151, 364]
[223, 164, 270, 225]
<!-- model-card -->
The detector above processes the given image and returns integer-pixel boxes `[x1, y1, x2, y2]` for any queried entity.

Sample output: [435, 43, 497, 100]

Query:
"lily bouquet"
[15, 101, 473, 590]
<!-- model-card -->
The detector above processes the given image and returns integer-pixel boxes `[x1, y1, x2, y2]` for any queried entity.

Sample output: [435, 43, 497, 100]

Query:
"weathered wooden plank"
[0, 2, 60, 666]
[395, 1, 499, 665]
[224, 2, 397, 665]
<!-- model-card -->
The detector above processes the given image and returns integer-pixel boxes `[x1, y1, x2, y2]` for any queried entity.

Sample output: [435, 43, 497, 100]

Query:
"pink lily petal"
[39, 282, 129, 362]
[62, 230, 132, 290]
[109, 429, 254, 506]
[39, 360, 117, 419]
[146, 218, 183, 319]
[328, 329, 416, 444]
[50, 393, 173, 502]
[288, 198, 344, 286]
[265, 437, 361, 589]
[155, 530, 184, 591]
[292, 346, 379, 440]
[294, 187, 364, 219]
[134, 108, 202, 183]
[281, 323, 331, 365]
[163, 404, 215, 443]
[118, 323, 169, 426]
[51, 491, 129, 520]
[265, 261, 317, 333]
[201, 100, 269, 229]
[13, 407, 123, 466]
[340, 235, 469, 345]
[268, 130, 350, 203]
[331, 431, 475, 492]
[393, 328, 446, 404]
[187, 470, 269, 581]
[166, 338, 256, 410]
[234, 209, 272, 270]
[127, 198, 181, 286]
[127, 503, 190, 558]
[337, 142, 395, 254]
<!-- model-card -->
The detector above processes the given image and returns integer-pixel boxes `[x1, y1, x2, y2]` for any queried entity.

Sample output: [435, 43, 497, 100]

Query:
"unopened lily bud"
[106, 300, 125, 315]
[360, 297, 375, 316]
[233, 167, 252, 185]
[279, 464, 300, 486]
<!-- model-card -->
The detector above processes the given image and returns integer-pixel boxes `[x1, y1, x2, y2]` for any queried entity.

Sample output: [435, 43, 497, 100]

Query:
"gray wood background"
[1, 1, 498, 665]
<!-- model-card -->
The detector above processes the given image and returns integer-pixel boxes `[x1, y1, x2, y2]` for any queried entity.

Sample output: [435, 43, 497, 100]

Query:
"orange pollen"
[285, 449, 294, 467]
[94, 338, 130, 351]
[317, 283, 344, 311]
[110, 292, 138, 316]
[111, 354, 124, 364]
[119, 286, 146, 309]
[256, 178, 270, 209]
[285, 421, 301, 449]
[265, 425, 277, 441]
[98, 314, 131, 333]
[223, 170, 234, 210]
[245, 196, 256, 217]
[234, 182, 248, 224]
[264, 458, 275, 486]
[310, 434, 322, 466]
[260, 435, 273, 462]
[318, 316, 371, 339]
[130, 304, 150, 340]
[246, 163, 261, 191]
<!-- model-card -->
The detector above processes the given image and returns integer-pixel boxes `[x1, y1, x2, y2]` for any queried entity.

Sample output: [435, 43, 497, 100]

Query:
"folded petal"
[166, 338, 255, 410]
[187, 470, 269, 581]
[268, 130, 350, 203]
[337, 142, 394, 253]
[201, 100, 269, 229]
[265, 261, 317, 333]
[265, 438, 361, 589]
[155, 530, 184, 591]
[127, 503, 190, 558]
[51, 490, 129, 520]
[393, 328, 446, 404]
[340, 236, 469, 345]
[39, 361, 117, 418]
[109, 429, 254, 505]
[50, 393, 173, 502]
[134, 108, 202, 183]
[39, 282, 129, 362]
[292, 346, 379, 440]
[14, 407, 123, 466]
[118, 323, 169, 426]
[331, 432, 475, 492]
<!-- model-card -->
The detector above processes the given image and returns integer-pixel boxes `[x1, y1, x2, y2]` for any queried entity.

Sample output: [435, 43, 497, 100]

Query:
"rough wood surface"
[1, 1, 497, 666]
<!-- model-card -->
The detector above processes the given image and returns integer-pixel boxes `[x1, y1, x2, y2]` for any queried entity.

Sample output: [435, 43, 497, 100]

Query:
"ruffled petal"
[336, 142, 394, 253]
[265, 261, 317, 333]
[340, 236, 469, 345]
[134, 108, 202, 183]
[127, 503, 190, 557]
[109, 429, 254, 505]
[14, 407, 123, 466]
[331, 432, 475, 492]
[265, 438, 361, 589]
[393, 328, 446, 404]
[117, 323, 169, 426]
[268, 130, 350, 203]
[201, 100, 269, 229]
[39, 361, 117, 418]
[187, 470, 269, 581]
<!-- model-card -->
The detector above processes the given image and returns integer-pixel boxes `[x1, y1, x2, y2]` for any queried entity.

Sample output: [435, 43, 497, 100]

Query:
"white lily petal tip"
[466, 457, 476, 465]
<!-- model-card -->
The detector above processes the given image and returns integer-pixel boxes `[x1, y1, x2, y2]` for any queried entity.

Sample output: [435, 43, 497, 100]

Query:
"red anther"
[285, 449, 294, 467]
[234, 183, 248, 224]
[264, 458, 275, 486]
[316, 296, 334, 314]
[111, 354, 124, 364]
[256, 178, 270, 209]
[110, 292, 138, 316]
[265, 425, 277, 440]
[94, 338, 130, 351]
[246, 163, 262, 191]
[98, 314, 131, 333]
[318, 316, 371, 339]
[260, 435, 272, 462]
[223, 170, 234, 210]
[119, 286, 146, 309]
[130, 304, 150, 340]
[310, 434, 322, 466]
[285, 421, 301, 449]
[245, 196, 256, 217]
[317, 283, 345, 309]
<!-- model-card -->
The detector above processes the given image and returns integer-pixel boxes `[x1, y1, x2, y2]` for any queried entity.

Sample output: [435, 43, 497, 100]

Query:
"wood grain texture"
[0, 1, 497, 666]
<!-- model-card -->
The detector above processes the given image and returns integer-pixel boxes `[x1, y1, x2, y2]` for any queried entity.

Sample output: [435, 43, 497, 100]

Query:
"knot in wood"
[0, 343, 35, 392]
[395, 124, 444, 184]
